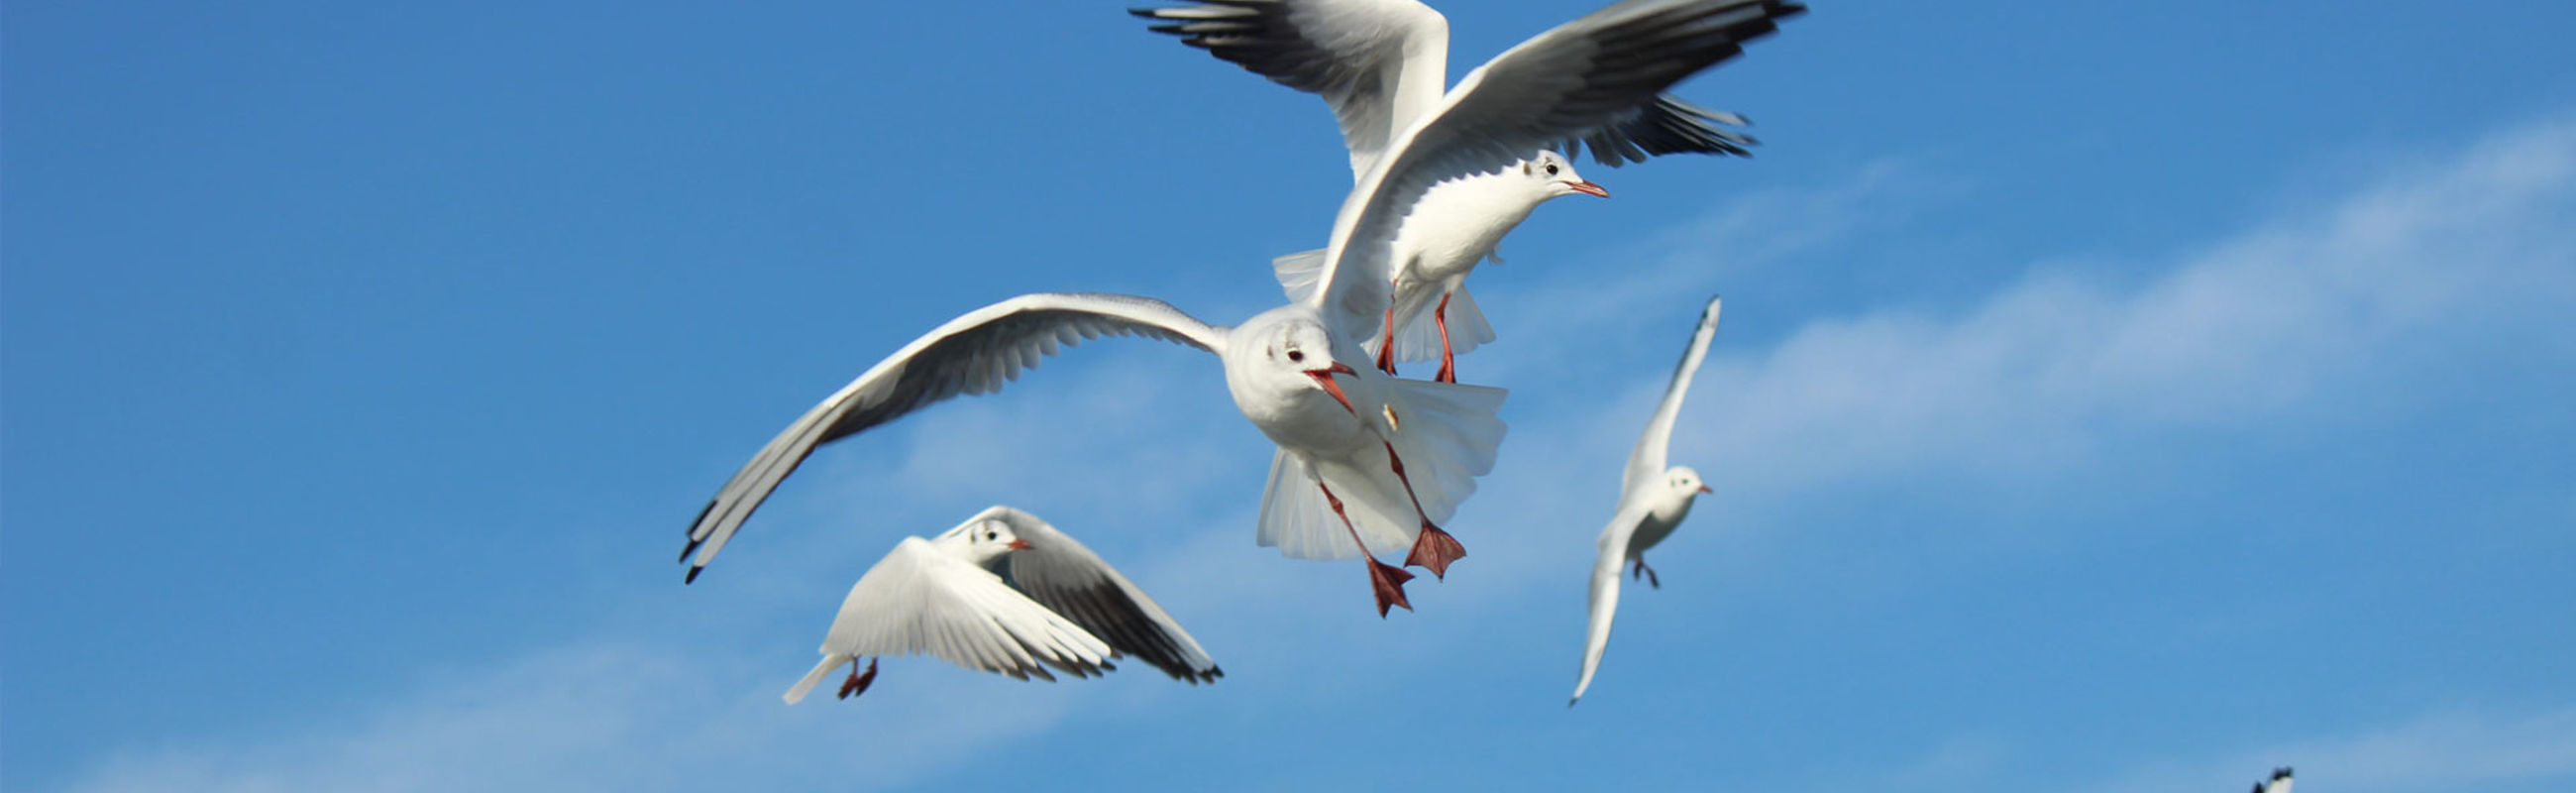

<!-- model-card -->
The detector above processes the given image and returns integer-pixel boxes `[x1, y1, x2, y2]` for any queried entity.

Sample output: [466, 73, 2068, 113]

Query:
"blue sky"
[5, 1, 2572, 790]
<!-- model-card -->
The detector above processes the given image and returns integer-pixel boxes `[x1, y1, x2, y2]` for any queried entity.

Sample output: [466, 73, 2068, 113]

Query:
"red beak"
[1567, 180, 1610, 198]
[1007, 538, 1032, 550]
[1305, 362, 1359, 414]
[1696, 485, 1713, 494]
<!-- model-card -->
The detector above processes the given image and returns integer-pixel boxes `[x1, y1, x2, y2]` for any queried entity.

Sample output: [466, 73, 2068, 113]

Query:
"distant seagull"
[1569, 295, 1721, 705]
[687, 0, 1804, 616]
[784, 506, 1221, 704]
[2252, 767, 2293, 793]
[1135, 0, 1801, 381]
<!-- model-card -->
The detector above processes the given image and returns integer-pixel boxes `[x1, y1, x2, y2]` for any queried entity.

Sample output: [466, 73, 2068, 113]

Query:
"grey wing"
[1566, 94, 1759, 167]
[680, 292, 1227, 583]
[1622, 294, 1722, 497]
[984, 507, 1224, 683]
[823, 538, 1117, 681]
[1130, 0, 1449, 178]
[1571, 500, 1656, 705]
[1312, 0, 1801, 342]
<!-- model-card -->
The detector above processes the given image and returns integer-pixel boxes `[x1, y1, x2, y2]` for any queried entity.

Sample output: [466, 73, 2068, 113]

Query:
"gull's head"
[1522, 151, 1608, 201]
[1252, 317, 1358, 414]
[937, 515, 1031, 562]
[1666, 466, 1712, 500]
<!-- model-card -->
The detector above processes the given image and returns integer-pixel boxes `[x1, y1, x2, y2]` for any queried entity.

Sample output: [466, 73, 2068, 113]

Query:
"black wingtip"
[684, 565, 703, 585]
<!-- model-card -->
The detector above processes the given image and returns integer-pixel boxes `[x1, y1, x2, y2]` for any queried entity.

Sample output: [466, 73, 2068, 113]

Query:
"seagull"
[1569, 294, 1721, 706]
[2252, 767, 2294, 793]
[678, 291, 1506, 618]
[783, 506, 1221, 705]
[1135, 0, 1799, 382]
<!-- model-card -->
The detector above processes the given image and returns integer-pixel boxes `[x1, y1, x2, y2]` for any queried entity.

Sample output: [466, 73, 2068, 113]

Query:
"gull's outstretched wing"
[975, 507, 1224, 683]
[1131, 0, 1449, 178]
[1570, 94, 1759, 167]
[681, 293, 1227, 583]
[820, 537, 1116, 681]
[1622, 294, 1722, 497]
[1310, 0, 1801, 342]
[1570, 501, 1655, 705]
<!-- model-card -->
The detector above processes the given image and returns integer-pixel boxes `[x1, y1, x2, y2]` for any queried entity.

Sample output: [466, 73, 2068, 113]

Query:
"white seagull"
[783, 506, 1221, 705]
[1135, 0, 1800, 382]
[2252, 767, 2294, 793]
[1569, 294, 1721, 706]
[680, 289, 1504, 617]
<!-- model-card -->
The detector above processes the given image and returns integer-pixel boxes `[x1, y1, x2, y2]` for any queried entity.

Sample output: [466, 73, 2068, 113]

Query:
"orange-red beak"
[1568, 180, 1610, 198]
[1007, 538, 1032, 550]
[1306, 362, 1359, 414]
[1696, 484, 1713, 494]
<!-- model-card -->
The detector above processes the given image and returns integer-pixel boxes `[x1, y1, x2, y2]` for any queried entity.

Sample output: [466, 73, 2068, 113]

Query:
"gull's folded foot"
[1406, 523, 1466, 580]
[1368, 557, 1416, 617]
[837, 657, 880, 700]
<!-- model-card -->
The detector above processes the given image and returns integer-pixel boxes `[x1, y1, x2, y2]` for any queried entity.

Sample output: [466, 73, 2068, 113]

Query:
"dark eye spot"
[1546, 164, 1560, 176]
[1287, 350, 1305, 363]
[985, 531, 996, 540]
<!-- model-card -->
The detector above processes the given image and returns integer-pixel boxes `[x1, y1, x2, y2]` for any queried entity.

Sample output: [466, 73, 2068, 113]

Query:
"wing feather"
[681, 293, 1227, 582]
[821, 538, 1115, 681]
[1132, 0, 1449, 177]
[1570, 501, 1655, 705]
[984, 508, 1225, 683]
[1622, 295, 1722, 496]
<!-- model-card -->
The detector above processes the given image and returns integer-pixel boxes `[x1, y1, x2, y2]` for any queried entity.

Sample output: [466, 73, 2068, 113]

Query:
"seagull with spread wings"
[1135, 0, 1801, 381]
[1569, 294, 1722, 705]
[784, 506, 1222, 704]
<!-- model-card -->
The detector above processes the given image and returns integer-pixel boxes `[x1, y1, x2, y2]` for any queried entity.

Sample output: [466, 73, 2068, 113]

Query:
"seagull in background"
[1570, 294, 1722, 705]
[1135, 0, 1800, 382]
[785, 506, 1220, 704]
[2252, 767, 2294, 793]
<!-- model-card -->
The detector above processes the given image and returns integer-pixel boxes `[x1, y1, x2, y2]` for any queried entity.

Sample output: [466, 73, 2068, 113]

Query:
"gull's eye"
[1546, 163, 1560, 176]
[1287, 349, 1305, 363]
[985, 530, 997, 541]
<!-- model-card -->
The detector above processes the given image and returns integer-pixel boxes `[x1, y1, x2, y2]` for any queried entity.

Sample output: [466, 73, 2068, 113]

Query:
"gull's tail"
[783, 653, 854, 705]
[1253, 379, 1508, 561]
[1271, 248, 1328, 304]
[1382, 284, 1496, 365]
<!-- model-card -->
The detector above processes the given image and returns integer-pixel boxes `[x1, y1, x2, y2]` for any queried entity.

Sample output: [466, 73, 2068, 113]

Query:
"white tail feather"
[1257, 449, 1411, 560]
[1270, 248, 1329, 305]
[1385, 285, 1497, 365]
[1375, 378, 1507, 523]
[783, 654, 853, 705]
[1253, 380, 1508, 561]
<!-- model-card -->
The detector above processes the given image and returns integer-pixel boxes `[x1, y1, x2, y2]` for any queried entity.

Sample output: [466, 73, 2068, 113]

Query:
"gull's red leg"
[837, 656, 880, 700]
[1433, 292, 1456, 384]
[1320, 481, 1412, 617]
[1382, 441, 1467, 579]
[1374, 305, 1399, 376]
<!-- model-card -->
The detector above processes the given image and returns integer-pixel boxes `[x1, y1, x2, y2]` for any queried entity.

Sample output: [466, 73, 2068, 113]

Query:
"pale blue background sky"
[6, 1, 2573, 791]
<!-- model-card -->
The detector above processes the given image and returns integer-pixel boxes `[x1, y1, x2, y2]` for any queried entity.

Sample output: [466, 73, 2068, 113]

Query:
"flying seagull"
[1136, 0, 1802, 381]
[1570, 294, 1722, 705]
[784, 506, 1221, 704]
